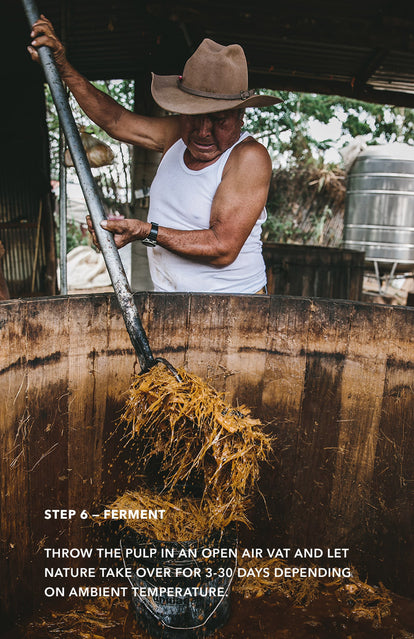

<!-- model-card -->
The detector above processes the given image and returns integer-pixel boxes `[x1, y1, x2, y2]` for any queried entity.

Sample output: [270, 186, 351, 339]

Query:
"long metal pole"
[22, 0, 155, 371]
[59, 125, 68, 294]
[58, 1, 68, 295]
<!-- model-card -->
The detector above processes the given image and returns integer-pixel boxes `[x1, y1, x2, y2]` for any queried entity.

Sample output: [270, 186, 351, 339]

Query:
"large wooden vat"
[0, 293, 413, 626]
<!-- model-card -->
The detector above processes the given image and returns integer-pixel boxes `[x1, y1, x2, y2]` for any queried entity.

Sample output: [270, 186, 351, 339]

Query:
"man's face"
[180, 109, 243, 164]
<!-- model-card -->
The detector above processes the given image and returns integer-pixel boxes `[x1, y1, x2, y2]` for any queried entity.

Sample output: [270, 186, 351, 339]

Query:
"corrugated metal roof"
[4, 0, 414, 106]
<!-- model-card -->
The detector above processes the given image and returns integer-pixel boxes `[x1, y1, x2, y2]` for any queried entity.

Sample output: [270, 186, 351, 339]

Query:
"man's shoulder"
[160, 115, 182, 151]
[226, 135, 272, 174]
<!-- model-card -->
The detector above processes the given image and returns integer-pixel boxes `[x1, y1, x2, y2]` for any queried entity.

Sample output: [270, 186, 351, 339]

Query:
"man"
[29, 17, 281, 293]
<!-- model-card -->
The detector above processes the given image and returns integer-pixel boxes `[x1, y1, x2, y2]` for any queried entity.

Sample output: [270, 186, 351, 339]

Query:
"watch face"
[142, 237, 157, 247]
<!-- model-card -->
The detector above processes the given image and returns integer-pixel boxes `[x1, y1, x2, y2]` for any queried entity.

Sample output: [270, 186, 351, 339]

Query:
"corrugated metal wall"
[0, 68, 56, 298]
[0, 180, 50, 297]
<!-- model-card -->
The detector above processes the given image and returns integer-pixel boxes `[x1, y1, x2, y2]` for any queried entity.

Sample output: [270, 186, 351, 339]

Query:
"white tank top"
[147, 131, 267, 293]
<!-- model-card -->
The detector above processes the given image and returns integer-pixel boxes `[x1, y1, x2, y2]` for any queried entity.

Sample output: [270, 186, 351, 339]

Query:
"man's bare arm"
[96, 139, 272, 267]
[28, 15, 181, 153]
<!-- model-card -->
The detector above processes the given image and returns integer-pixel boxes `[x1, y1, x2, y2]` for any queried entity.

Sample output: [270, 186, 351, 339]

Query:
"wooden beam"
[250, 70, 414, 107]
[353, 48, 389, 87]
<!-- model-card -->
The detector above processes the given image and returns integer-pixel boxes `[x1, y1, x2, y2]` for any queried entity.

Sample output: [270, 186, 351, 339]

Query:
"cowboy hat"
[151, 38, 282, 115]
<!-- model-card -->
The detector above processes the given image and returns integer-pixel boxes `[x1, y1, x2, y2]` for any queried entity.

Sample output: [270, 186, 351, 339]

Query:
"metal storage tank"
[343, 143, 414, 272]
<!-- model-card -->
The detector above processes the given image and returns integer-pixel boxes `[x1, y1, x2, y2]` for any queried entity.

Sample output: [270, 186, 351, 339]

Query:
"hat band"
[177, 79, 256, 101]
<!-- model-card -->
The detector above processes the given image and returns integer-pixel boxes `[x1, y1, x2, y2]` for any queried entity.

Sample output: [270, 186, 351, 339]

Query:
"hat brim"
[151, 73, 283, 115]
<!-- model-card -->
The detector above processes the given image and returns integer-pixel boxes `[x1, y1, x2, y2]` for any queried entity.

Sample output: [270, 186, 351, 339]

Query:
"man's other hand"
[87, 215, 152, 250]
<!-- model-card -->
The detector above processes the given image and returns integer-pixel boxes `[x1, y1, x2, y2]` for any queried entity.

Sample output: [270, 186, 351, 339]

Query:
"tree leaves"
[45, 79, 134, 211]
[245, 91, 414, 168]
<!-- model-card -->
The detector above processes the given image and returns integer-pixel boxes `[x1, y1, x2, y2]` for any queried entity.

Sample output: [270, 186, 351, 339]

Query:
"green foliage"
[45, 80, 135, 253]
[54, 215, 90, 259]
[245, 91, 414, 168]
[45, 80, 135, 206]
[263, 204, 333, 245]
[262, 164, 346, 246]
[262, 175, 309, 243]
[263, 210, 312, 244]
[246, 91, 338, 167]
[66, 219, 89, 254]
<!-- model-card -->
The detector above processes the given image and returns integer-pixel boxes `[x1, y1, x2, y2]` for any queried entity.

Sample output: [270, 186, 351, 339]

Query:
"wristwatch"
[141, 222, 159, 247]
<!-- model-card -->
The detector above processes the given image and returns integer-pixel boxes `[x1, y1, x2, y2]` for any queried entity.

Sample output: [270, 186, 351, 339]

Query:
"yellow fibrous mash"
[105, 363, 273, 540]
